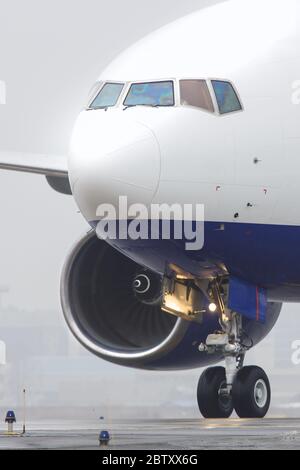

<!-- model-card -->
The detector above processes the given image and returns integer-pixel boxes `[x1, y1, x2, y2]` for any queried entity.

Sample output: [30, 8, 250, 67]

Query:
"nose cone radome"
[69, 111, 161, 222]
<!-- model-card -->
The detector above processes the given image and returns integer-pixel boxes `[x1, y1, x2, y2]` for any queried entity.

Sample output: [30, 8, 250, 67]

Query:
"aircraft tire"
[197, 367, 233, 418]
[232, 366, 271, 418]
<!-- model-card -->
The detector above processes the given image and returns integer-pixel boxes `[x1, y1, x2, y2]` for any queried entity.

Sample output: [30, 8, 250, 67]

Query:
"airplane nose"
[69, 111, 161, 222]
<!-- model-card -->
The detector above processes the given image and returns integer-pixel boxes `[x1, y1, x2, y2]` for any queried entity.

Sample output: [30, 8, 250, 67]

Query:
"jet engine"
[60, 232, 282, 370]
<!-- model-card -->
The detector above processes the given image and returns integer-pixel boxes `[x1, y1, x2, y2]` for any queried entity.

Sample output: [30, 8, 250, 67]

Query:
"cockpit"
[87, 78, 242, 115]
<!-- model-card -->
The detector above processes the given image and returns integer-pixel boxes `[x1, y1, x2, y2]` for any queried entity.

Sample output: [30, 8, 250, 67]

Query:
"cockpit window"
[124, 81, 174, 107]
[89, 82, 124, 109]
[180, 80, 214, 112]
[211, 80, 242, 114]
[87, 81, 103, 105]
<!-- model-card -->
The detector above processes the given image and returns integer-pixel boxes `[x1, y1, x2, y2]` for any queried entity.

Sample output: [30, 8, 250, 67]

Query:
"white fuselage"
[67, 0, 300, 294]
[69, 0, 300, 228]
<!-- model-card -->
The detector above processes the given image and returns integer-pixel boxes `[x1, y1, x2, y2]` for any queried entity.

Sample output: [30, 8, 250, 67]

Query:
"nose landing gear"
[197, 281, 271, 419]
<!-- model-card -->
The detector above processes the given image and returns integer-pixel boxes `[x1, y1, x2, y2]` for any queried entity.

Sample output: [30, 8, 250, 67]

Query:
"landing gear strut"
[197, 281, 271, 419]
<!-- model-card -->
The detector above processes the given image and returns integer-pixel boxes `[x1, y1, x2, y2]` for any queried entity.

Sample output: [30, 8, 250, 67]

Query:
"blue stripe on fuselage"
[90, 220, 300, 290]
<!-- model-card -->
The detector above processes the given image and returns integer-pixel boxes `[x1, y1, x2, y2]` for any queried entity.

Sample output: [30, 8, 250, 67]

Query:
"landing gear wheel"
[197, 367, 233, 418]
[232, 366, 271, 418]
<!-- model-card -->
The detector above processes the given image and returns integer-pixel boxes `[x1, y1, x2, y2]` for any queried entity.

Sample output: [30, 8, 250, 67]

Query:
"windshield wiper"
[123, 104, 159, 111]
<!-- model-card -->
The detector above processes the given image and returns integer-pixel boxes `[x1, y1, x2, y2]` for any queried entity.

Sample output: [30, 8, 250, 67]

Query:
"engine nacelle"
[60, 232, 282, 370]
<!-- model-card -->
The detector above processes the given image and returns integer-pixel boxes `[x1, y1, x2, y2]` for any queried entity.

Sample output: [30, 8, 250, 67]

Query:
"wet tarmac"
[0, 418, 299, 450]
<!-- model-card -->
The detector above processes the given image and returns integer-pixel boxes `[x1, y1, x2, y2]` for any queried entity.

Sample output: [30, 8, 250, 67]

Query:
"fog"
[0, 0, 299, 424]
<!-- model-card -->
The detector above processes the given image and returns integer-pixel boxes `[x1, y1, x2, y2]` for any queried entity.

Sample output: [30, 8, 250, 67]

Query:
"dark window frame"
[123, 80, 175, 108]
[211, 80, 243, 115]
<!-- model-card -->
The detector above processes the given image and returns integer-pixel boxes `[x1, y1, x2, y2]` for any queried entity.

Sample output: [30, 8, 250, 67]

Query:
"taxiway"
[0, 418, 298, 450]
